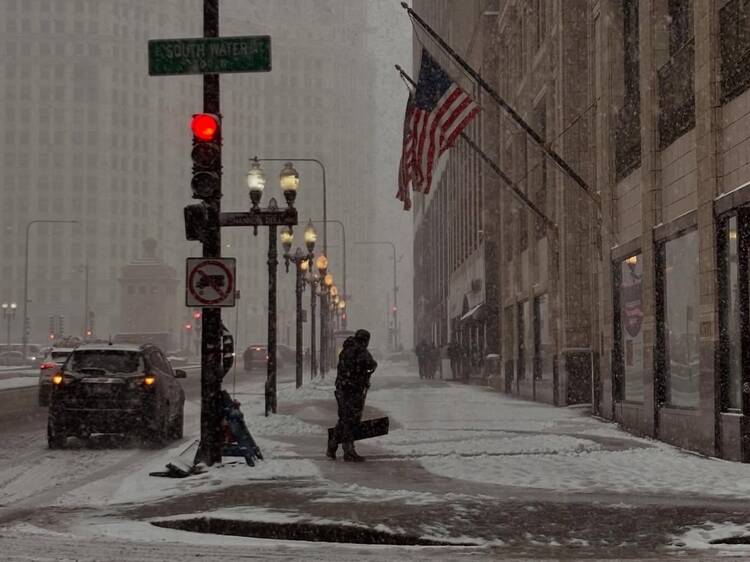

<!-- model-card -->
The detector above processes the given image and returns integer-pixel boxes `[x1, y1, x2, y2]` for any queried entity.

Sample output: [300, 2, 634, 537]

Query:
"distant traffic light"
[190, 113, 221, 200]
[193, 311, 202, 321]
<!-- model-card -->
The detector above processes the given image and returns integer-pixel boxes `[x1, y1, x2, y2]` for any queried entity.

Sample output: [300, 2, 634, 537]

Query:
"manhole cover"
[152, 517, 473, 546]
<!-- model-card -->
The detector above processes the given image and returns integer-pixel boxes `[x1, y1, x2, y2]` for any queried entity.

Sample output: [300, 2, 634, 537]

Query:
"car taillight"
[41, 362, 58, 370]
[52, 373, 73, 386]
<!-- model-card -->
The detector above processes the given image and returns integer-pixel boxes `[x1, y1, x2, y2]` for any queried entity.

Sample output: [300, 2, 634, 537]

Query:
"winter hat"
[354, 329, 371, 346]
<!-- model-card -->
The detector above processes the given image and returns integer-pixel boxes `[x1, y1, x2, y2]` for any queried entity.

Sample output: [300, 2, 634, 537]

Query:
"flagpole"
[400, 1, 600, 211]
[395, 64, 556, 232]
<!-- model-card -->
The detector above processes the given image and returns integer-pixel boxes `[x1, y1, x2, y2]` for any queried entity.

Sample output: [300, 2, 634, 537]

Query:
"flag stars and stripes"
[396, 49, 480, 210]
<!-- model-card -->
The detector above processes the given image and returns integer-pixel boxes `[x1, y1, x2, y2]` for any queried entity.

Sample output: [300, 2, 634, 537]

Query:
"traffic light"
[193, 311, 202, 321]
[190, 113, 221, 200]
[184, 202, 208, 242]
[185, 323, 192, 331]
[222, 330, 234, 377]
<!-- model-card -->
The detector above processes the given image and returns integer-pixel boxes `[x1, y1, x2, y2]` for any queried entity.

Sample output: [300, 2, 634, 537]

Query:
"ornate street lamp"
[281, 223, 316, 389]
[279, 162, 299, 208]
[239, 158, 300, 415]
[247, 157, 266, 211]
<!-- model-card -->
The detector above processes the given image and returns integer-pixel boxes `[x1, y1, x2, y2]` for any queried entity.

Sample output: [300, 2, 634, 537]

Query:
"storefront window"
[663, 229, 700, 408]
[524, 300, 533, 380]
[535, 294, 552, 380]
[726, 216, 742, 410]
[517, 301, 526, 380]
[620, 254, 644, 402]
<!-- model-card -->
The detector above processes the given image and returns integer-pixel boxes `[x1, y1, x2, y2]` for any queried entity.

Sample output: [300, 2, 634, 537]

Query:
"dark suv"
[47, 343, 186, 448]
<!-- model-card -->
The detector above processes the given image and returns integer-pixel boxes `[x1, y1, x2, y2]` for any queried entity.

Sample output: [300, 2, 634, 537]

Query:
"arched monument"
[117, 238, 179, 350]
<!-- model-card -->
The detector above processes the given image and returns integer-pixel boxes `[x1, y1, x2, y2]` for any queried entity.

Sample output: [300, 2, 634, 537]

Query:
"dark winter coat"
[336, 336, 377, 392]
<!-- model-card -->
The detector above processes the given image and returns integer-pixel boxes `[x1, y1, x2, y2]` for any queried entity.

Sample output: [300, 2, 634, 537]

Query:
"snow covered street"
[3, 362, 750, 560]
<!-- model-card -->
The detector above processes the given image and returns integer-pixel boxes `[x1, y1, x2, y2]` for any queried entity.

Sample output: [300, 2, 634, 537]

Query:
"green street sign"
[148, 35, 271, 76]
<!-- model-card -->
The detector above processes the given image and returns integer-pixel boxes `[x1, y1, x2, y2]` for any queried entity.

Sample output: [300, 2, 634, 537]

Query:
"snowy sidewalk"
[31, 362, 750, 558]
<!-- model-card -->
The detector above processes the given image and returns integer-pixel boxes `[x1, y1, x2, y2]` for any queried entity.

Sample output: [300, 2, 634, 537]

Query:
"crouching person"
[327, 329, 377, 462]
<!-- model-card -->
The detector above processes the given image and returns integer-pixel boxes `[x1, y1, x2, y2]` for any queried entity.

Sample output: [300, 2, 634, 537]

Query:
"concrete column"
[694, 0, 721, 455]
[637, 0, 662, 437]
[596, 0, 616, 419]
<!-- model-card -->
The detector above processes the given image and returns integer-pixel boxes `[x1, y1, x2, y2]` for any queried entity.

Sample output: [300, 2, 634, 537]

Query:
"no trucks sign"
[186, 258, 236, 308]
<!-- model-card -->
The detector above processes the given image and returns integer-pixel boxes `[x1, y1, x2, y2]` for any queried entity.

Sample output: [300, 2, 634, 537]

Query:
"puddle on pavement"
[152, 517, 473, 546]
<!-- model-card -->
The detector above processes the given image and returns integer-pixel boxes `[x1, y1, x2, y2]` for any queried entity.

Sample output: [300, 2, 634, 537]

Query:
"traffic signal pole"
[196, 0, 224, 466]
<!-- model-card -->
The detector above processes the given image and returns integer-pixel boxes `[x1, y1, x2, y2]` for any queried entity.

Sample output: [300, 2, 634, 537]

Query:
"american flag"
[396, 93, 416, 210]
[397, 49, 480, 207]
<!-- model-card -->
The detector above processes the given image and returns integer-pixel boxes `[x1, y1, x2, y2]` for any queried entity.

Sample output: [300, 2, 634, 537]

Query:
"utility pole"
[266, 224, 278, 414]
[196, 0, 224, 466]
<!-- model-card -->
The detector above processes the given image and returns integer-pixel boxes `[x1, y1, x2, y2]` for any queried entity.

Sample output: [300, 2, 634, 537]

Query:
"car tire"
[142, 412, 168, 448]
[169, 407, 184, 440]
[47, 416, 66, 449]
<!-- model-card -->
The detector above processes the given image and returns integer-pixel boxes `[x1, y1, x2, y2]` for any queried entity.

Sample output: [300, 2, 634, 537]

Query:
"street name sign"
[220, 209, 298, 227]
[149, 35, 271, 76]
[186, 258, 236, 307]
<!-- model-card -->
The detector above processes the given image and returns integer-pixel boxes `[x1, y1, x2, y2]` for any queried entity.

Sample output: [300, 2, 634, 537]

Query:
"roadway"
[0, 361, 299, 525]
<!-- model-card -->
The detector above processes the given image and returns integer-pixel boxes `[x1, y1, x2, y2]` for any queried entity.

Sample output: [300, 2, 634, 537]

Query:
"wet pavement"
[103, 376, 750, 560]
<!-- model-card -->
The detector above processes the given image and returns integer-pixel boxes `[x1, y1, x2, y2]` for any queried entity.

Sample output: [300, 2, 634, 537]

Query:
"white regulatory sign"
[186, 257, 236, 307]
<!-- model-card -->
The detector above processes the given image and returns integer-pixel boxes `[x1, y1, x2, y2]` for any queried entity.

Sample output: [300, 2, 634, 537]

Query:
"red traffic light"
[191, 113, 219, 142]
[193, 311, 202, 320]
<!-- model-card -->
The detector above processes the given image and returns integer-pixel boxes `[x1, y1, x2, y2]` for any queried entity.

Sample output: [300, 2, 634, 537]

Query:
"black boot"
[342, 442, 365, 462]
[326, 438, 338, 460]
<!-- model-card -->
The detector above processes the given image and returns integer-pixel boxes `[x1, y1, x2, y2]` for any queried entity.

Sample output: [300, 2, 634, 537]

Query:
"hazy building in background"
[0, 0, 411, 353]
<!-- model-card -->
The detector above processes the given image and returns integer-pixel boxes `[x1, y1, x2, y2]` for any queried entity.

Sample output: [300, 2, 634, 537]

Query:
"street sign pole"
[196, 0, 223, 467]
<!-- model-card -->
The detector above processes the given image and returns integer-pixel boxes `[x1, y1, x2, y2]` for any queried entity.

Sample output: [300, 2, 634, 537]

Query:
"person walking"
[415, 339, 428, 379]
[327, 329, 377, 462]
[448, 341, 459, 380]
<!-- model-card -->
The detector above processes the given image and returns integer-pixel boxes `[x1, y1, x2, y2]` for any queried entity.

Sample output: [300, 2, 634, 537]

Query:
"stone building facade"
[411, 0, 750, 460]
[596, 0, 750, 462]
[411, 0, 502, 370]
[493, 0, 596, 405]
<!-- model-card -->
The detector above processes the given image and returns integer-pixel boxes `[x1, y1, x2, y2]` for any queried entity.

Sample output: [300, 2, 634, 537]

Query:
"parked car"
[243, 344, 287, 372]
[0, 351, 27, 366]
[38, 347, 76, 407]
[0, 343, 43, 366]
[47, 342, 186, 448]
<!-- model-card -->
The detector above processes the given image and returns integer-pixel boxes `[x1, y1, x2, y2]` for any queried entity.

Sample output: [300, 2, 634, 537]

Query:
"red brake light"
[41, 362, 57, 370]
[191, 113, 219, 141]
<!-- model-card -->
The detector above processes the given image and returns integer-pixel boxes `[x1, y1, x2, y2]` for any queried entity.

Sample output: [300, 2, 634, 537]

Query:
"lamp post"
[315, 255, 329, 375]
[354, 241, 399, 351]
[2, 303, 17, 347]
[281, 221, 316, 389]
[321, 270, 334, 374]
[307, 268, 319, 379]
[242, 158, 300, 415]
[309, 219, 348, 326]
[254, 157, 328, 255]
[23, 219, 79, 358]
